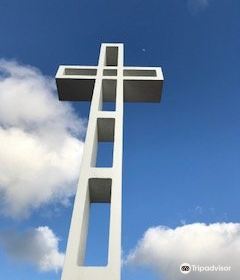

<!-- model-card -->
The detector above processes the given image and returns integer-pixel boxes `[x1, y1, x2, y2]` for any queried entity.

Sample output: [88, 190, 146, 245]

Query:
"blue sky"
[0, 0, 240, 279]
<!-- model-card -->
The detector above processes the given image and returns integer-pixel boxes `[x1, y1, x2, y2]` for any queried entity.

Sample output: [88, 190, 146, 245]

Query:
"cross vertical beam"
[56, 43, 164, 280]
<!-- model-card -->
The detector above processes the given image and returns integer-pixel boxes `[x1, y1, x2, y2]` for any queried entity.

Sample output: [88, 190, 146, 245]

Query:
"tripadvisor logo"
[180, 263, 231, 274]
[180, 263, 191, 274]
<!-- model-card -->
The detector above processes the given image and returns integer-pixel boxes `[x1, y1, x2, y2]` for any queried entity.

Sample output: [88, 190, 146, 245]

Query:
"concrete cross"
[56, 43, 164, 280]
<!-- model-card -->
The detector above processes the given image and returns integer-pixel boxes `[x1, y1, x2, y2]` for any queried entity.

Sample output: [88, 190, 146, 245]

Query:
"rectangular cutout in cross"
[91, 118, 115, 167]
[99, 80, 116, 111]
[97, 118, 115, 142]
[64, 68, 97, 76]
[105, 47, 118, 66]
[103, 69, 117, 76]
[89, 178, 112, 203]
[83, 178, 112, 266]
[124, 69, 157, 77]
[96, 142, 114, 167]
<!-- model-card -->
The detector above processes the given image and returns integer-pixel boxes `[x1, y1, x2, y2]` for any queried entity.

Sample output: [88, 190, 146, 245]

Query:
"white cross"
[56, 43, 164, 280]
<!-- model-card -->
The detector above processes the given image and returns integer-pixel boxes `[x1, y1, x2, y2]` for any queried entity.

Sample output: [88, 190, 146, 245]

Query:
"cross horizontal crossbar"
[56, 64, 163, 103]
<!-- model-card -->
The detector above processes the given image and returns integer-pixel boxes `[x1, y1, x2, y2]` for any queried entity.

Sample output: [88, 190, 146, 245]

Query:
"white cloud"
[126, 223, 240, 280]
[0, 226, 64, 272]
[188, 0, 210, 13]
[0, 59, 85, 218]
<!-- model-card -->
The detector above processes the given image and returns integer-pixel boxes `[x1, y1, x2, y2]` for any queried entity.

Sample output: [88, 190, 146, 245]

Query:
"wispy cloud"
[188, 0, 210, 14]
[0, 226, 64, 272]
[0, 60, 85, 218]
[126, 223, 240, 280]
